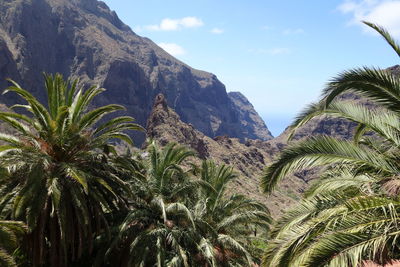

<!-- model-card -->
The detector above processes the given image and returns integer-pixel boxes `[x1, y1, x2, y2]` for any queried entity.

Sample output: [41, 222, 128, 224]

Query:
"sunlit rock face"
[0, 0, 272, 143]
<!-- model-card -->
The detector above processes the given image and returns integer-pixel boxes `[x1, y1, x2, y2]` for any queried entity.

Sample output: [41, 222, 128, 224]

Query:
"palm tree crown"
[106, 142, 200, 267]
[0, 73, 143, 266]
[106, 143, 271, 267]
[194, 160, 271, 266]
[261, 22, 400, 266]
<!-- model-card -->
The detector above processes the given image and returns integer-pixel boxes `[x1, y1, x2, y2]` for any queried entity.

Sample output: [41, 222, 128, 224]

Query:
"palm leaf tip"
[286, 100, 327, 141]
[362, 21, 400, 58]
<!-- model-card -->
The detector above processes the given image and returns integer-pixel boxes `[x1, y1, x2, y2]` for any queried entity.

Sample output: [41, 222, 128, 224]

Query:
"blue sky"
[103, 0, 400, 136]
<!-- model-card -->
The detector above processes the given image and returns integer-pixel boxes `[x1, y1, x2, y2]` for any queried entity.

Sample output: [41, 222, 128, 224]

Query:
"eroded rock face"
[228, 92, 273, 140]
[146, 93, 212, 158]
[146, 94, 307, 217]
[0, 0, 272, 143]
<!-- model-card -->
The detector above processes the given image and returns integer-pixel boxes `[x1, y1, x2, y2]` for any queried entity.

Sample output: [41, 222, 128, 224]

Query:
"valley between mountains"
[0, 0, 386, 217]
[4, 0, 400, 266]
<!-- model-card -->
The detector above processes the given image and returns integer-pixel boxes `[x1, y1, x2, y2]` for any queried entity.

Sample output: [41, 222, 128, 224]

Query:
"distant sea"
[262, 114, 294, 138]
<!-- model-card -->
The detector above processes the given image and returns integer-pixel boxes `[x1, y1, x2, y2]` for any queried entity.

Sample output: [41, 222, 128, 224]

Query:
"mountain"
[2, 0, 398, 218]
[0, 0, 272, 143]
[228, 92, 273, 140]
[0, 0, 326, 217]
[146, 93, 306, 217]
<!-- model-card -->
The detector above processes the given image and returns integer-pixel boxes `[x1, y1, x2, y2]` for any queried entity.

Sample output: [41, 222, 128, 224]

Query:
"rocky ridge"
[146, 94, 307, 217]
[0, 0, 272, 143]
[228, 92, 273, 141]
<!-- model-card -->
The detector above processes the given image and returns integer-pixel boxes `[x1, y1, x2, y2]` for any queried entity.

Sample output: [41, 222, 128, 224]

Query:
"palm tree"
[193, 160, 271, 266]
[0, 220, 26, 267]
[0, 73, 143, 266]
[107, 144, 271, 266]
[105, 142, 199, 267]
[261, 22, 400, 266]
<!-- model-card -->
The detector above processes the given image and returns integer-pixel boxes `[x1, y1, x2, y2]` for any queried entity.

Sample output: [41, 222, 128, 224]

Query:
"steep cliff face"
[228, 92, 273, 140]
[0, 0, 271, 143]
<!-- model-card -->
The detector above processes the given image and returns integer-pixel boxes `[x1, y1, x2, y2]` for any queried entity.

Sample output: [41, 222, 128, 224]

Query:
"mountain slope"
[0, 0, 271, 143]
[146, 94, 306, 217]
[228, 92, 273, 140]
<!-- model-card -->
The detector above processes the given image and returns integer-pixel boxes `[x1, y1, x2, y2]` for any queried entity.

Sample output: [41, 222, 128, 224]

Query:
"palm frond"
[261, 135, 398, 194]
[363, 21, 400, 58]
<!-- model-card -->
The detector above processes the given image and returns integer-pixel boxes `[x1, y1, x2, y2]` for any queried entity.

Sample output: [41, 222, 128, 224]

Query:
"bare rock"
[228, 91, 273, 141]
[0, 0, 271, 144]
[146, 94, 307, 217]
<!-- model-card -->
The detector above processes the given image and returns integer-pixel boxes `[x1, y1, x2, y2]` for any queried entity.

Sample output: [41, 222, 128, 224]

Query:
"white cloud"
[283, 28, 305, 35]
[180, 17, 204, 28]
[211, 28, 224, 34]
[248, 48, 291, 55]
[159, 18, 180, 31]
[158, 42, 186, 56]
[140, 17, 204, 31]
[338, 0, 400, 37]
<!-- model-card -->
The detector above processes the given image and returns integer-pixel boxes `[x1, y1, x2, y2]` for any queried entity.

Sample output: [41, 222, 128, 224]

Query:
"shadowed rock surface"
[228, 91, 273, 140]
[0, 0, 272, 143]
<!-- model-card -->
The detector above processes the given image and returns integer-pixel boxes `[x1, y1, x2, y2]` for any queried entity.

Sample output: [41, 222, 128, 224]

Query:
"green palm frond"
[304, 167, 375, 198]
[324, 67, 400, 112]
[0, 220, 26, 267]
[0, 73, 142, 266]
[363, 21, 400, 58]
[217, 234, 253, 265]
[107, 144, 270, 266]
[262, 21, 400, 267]
[198, 237, 217, 266]
[261, 135, 398, 194]
[289, 99, 400, 146]
[192, 160, 270, 265]
[287, 101, 327, 140]
[4, 79, 52, 132]
[105, 143, 202, 266]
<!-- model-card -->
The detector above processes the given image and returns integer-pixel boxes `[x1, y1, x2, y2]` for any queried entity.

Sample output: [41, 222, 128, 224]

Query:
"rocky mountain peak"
[152, 93, 169, 111]
[228, 91, 273, 141]
[0, 0, 272, 144]
[228, 91, 251, 105]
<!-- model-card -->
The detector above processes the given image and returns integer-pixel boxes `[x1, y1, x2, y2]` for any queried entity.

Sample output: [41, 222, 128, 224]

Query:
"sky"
[102, 0, 400, 136]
